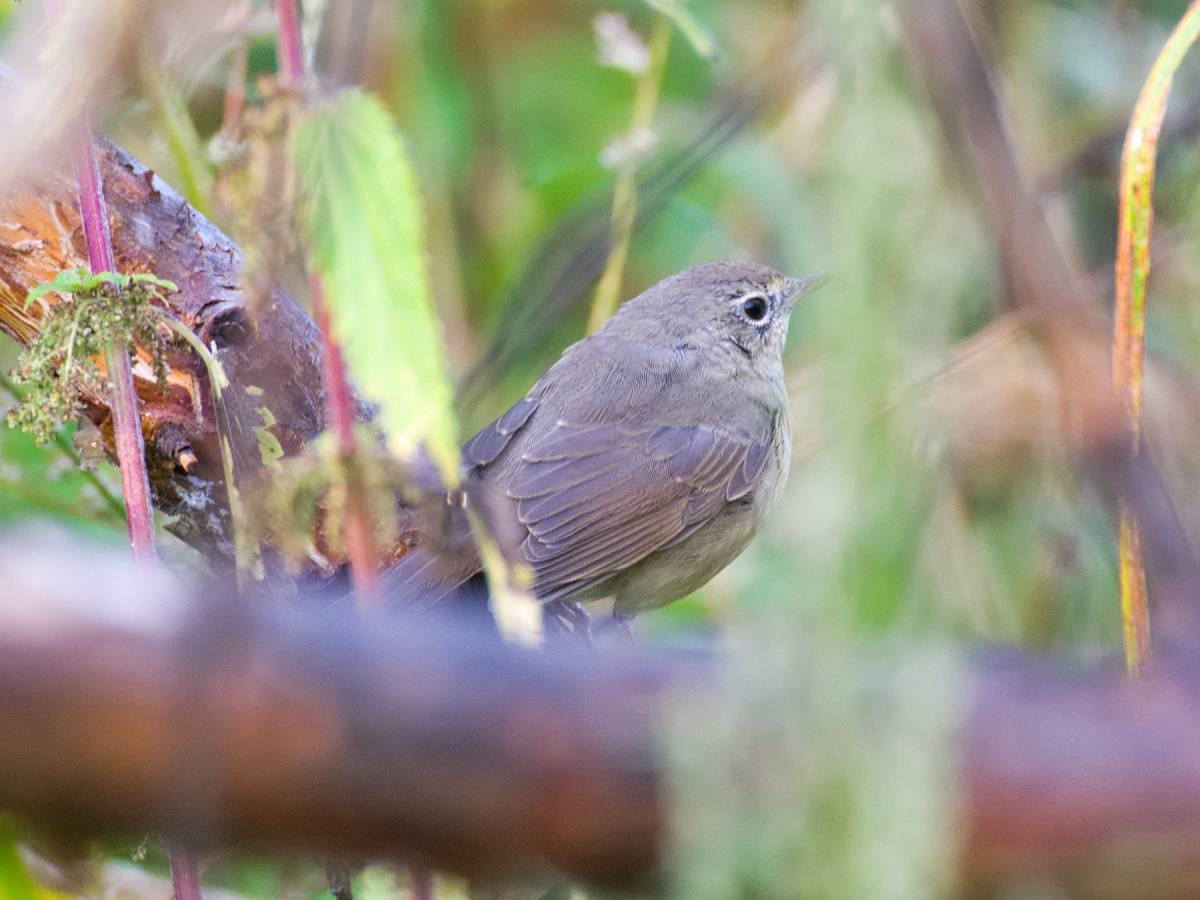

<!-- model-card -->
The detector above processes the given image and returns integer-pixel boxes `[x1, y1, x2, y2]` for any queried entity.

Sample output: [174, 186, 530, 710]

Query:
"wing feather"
[727, 440, 771, 501]
[512, 421, 773, 598]
[464, 397, 539, 467]
[515, 456, 640, 523]
[387, 400, 776, 611]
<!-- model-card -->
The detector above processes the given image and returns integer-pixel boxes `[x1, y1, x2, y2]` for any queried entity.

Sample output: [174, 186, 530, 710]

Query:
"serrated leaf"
[23, 269, 176, 310]
[24, 267, 92, 308]
[293, 90, 460, 485]
[646, 0, 717, 60]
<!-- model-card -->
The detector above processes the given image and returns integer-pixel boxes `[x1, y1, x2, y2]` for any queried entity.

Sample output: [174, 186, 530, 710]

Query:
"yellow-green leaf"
[1111, 0, 1200, 677]
[293, 90, 460, 485]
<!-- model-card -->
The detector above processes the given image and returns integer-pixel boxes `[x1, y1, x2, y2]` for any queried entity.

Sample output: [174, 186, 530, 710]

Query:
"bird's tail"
[379, 543, 482, 612]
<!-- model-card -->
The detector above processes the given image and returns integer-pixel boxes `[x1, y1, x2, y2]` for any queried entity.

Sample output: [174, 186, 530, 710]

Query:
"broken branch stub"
[0, 137, 331, 571]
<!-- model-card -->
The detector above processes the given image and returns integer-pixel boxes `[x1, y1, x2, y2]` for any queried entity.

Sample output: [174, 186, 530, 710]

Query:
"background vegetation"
[2, 0, 1200, 896]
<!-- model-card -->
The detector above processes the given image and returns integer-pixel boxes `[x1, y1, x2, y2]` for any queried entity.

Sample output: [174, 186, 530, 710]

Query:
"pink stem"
[47, 4, 157, 564]
[411, 867, 434, 900]
[169, 846, 202, 899]
[70, 118, 157, 563]
[274, 0, 305, 89]
[280, 1, 378, 602]
[277, 3, 378, 604]
[311, 274, 379, 601]
[45, 1, 197, 895]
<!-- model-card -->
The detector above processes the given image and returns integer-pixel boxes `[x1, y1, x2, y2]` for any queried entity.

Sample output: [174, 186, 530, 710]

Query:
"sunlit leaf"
[293, 90, 460, 484]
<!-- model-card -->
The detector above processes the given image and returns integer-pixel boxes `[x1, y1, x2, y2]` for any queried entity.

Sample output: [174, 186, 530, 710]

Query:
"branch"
[0, 134, 333, 573]
[2, 538, 1200, 895]
[0, 536, 665, 889]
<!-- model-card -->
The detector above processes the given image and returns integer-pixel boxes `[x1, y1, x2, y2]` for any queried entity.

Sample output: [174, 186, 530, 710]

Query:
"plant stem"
[44, 1, 199, 895]
[153, 309, 259, 584]
[1111, 0, 1200, 676]
[149, 67, 213, 216]
[311, 274, 380, 601]
[275, 0, 305, 90]
[278, 0, 379, 604]
[586, 14, 671, 334]
[220, 39, 249, 136]
[43, 0, 155, 565]
[72, 116, 158, 563]
[170, 846, 202, 900]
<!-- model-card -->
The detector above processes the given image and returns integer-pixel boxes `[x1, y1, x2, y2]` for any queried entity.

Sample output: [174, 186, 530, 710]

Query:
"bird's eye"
[741, 294, 769, 322]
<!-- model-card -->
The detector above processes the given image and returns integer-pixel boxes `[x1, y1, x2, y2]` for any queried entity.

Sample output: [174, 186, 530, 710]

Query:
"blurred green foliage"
[4, 0, 1200, 896]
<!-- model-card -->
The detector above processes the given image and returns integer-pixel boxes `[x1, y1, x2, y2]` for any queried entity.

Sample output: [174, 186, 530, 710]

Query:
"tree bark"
[0, 137, 331, 571]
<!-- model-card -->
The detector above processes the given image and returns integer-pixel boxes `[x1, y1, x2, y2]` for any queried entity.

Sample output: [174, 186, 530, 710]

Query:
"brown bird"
[384, 260, 823, 630]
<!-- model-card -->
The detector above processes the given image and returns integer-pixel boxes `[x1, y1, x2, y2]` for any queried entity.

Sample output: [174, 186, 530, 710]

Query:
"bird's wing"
[508, 419, 773, 602]
[384, 340, 774, 610]
[379, 396, 540, 611]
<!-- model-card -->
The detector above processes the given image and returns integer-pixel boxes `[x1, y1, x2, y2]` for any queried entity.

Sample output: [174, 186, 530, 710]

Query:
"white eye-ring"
[739, 293, 769, 322]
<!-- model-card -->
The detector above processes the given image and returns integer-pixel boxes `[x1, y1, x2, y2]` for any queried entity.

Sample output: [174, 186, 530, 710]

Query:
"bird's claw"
[545, 600, 593, 645]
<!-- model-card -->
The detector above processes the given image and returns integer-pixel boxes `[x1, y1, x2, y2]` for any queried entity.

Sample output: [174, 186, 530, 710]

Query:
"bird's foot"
[595, 610, 637, 646]
[545, 600, 593, 645]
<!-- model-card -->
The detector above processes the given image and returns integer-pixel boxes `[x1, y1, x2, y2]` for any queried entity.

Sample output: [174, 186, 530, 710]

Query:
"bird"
[384, 260, 823, 633]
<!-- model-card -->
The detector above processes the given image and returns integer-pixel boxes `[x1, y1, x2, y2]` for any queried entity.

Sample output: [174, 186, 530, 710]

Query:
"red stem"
[274, 0, 305, 90]
[277, 3, 378, 602]
[74, 119, 157, 564]
[311, 274, 379, 601]
[47, 3, 157, 564]
[279, 0, 379, 603]
[169, 846, 202, 899]
[44, 1, 197, 894]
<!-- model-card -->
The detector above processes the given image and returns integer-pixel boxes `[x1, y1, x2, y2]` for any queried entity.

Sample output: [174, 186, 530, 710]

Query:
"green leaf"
[127, 273, 179, 294]
[24, 267, 93, 308]
[293, 90, 460, 484]
[23, 269, 176, 310]
[646, 0, 717, 60]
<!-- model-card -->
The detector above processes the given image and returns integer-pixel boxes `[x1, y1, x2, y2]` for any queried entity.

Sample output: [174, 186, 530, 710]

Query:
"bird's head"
[604, 260, 825, 366]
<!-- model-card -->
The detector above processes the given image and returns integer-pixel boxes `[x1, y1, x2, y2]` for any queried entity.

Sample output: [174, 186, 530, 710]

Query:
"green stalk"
[148, 66, 214, 216]
[586, 14, 672, 334]
[153, 309, 260, 583]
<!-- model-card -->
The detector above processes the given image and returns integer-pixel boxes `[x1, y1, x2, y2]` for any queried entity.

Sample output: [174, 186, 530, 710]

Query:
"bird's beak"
[782, 273, 828, 312]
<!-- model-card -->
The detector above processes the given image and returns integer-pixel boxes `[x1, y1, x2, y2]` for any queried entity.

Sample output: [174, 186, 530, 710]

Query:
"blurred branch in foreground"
[1, 512, 1200, 897]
